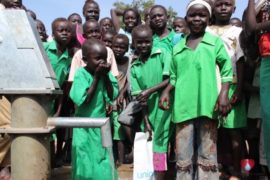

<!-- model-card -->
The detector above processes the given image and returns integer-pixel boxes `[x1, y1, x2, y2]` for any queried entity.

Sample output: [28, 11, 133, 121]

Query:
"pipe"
[47, 117, 112, 148]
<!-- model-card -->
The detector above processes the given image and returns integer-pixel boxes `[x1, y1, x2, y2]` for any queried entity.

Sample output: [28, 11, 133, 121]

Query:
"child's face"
[83, 2, 100, 21]
[173, 19, 187, 33]
[112, 38, 129, 59]
[144, 8, 151, 25]
[84, 45, 107, 73]
[100, 19, 113, 32]
[36, 21, 47, 42]
[186, 5, 209, 36]
[69, 15, 82, 26]
[230, 18, 242, 27]
[133, 30, 152, 58]
[84, 22, 101, 40]
[213, 0, 235, 23]
[150, 7, 168, 31]
[53, 21, 72, 46]
[102, 33, 114, 48]
[123, 11, 138, 31]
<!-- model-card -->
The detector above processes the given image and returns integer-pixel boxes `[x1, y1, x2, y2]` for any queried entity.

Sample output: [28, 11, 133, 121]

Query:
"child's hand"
[136, 89, 151, 103]
[159, 91, 170, 110]
[230, 90, 243, 105]
[215, 93, 231, 118]
[117, 92, 125, 110]
[144, 117, 152, 141]
[95, 61, 111, 76]
[106, 104, 113, 115]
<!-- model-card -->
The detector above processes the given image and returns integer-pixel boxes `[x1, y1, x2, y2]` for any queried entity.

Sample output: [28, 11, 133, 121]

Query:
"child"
[172, 17, 189, 34]
[159, 0, 233, 179]
[111, 34, 130, 165]
[35, 19, 48, 42]
[230, 17, 242, 27]
[100, 17, 115, 33]
[82, 0, 100, 21]
[68, 13, 82, 26]
[246, 0, 270, 173]
[209, 0, 246, 178]
[67, 13, 82, 57]
[69, 39, 119, 179]
[102, 30, 117, 49]
[131, 24, 172, 180]
[27, 9, 36, 20]
[150, 5, 179, 51]
[43, 17, 72, 113]
[111, 8, 141, 54]
[43, 17, 72, 167]
[68, 20, 119, 82]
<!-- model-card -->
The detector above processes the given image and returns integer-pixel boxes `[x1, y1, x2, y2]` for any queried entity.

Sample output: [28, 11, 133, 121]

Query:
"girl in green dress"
[69, 39, 119, 180]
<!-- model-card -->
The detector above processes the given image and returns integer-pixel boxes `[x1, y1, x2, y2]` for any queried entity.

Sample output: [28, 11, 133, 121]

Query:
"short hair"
[150, 5, 167, 16]
[83, 0, 100, 12]
[51, 17, 69, 32]
[99, 17, 113, 24]
[68, 13, 82, 21]
[27, 9, 37, 20]
[123, 8, 141, 25]
[83, 19, 100, 32]
[132, 24, 152, 39]
[113, 34, 129, 45]
[82, 38, 106, 57]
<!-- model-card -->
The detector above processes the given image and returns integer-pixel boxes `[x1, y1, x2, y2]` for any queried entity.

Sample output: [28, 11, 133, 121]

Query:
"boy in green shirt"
[150, 5, 179, 51]
[160, 0, 232, 179]
[131, 24, 172, 180]
[69, 39, 119, 180]
[43, 17, 72, 167]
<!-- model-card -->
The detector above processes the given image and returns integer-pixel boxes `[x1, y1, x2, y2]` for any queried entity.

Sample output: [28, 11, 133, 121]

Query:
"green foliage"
[113, 0, 177, 22]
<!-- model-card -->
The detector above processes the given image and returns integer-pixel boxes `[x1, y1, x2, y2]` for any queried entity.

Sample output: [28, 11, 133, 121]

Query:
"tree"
[113, 0, 177, 22]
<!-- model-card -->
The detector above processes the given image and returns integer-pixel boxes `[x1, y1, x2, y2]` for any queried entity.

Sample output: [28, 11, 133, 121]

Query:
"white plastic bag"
[133, 132, 155, 180]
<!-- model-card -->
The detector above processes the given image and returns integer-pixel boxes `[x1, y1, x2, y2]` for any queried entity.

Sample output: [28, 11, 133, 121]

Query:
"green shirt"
[170, 32, 233, 123]
[43, 40, 71, 87]
[69, 67, 118, 180]
[130, 47, 172, 152]
[153, 30, 176, 52]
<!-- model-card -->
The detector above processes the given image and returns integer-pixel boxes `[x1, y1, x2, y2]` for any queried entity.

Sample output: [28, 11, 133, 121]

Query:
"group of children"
[1, 0, 270, 179]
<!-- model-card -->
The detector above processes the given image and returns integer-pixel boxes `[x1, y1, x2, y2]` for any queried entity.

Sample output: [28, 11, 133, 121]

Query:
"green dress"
[130, 48, 172, 153]
[170, 32, 233, 123]
[69, 67, 119, 180]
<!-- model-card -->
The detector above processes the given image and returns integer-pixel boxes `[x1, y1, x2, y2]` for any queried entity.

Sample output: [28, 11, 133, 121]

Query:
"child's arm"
[103, 74, 114, 101]
[159, 84, 174, 110]
[53, 96, 63, 117]
[85, 76, 100, 103]
[215, 82, 231, 117]
[247, 0, 270, 32]
[231, 57, 245, 105]
[117, 80, 128, 108]
[136, 79, 169, 103]
[110, 8, 123, 32]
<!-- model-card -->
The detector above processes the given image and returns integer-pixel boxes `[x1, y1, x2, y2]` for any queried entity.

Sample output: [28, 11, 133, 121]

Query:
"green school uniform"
[43, 40, 71, 87]
[69, 67, 119, 180]
[153, 30, 176, 52]
[130, 48, 172, 153]
[170, 32, 233, 123]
